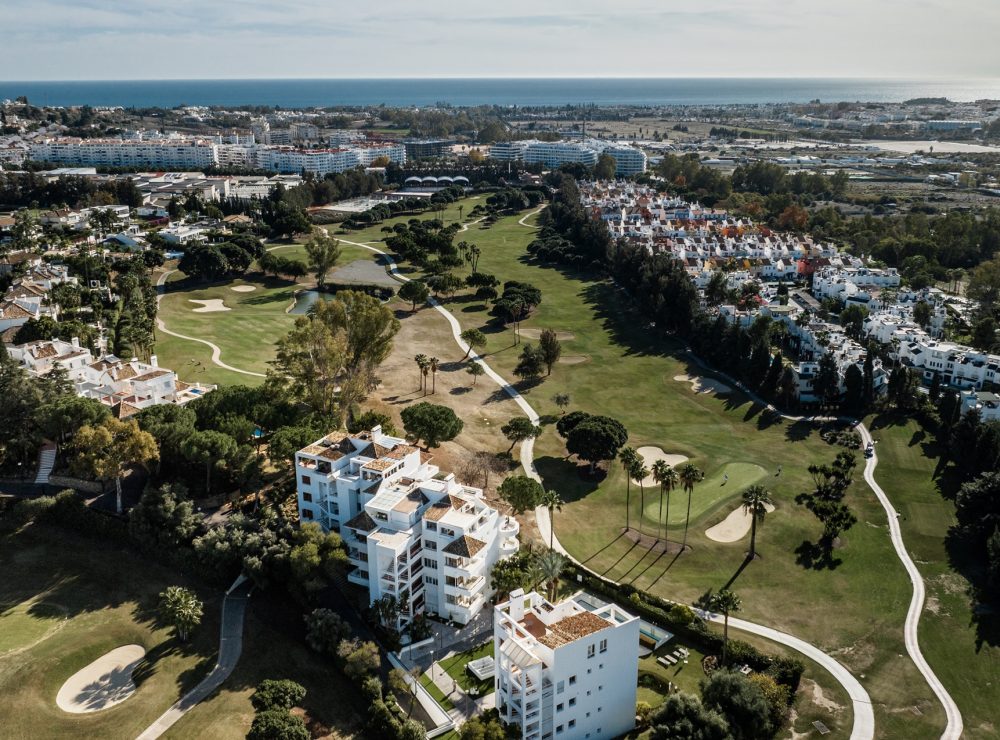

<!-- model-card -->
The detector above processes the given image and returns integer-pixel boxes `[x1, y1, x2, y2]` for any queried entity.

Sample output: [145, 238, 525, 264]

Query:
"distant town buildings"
[27, 134, 406, 176]
[490, 139, 647, 175]
[295, 426, 518, 628]
[494, 589, 639, 740]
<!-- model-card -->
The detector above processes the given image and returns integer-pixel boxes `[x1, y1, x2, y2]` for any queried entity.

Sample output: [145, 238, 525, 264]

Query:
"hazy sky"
[1, 0, 997, 80]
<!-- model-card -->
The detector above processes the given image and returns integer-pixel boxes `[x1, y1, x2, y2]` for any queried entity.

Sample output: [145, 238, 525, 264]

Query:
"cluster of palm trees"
[618, 446, 705, 549]
[413, 354, 440, 395]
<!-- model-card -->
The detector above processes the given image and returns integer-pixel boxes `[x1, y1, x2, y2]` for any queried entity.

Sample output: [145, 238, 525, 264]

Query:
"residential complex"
[28, 135, 406, 175]
[494, 589, 639, 740]
[490, 139, 647, 175]
[295, 426, 519, 627]
[5, 338, 213, 416]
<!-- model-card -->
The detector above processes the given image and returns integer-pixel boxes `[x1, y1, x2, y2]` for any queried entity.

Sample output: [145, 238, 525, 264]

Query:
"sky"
[1, 0, 997, 81]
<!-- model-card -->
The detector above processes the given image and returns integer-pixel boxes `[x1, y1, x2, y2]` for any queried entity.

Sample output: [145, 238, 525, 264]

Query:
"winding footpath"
[340, 216, 880, 740]
[857, 425, 963, 739]
[135, 578, 252, 740]
[154, 269, 266, 378]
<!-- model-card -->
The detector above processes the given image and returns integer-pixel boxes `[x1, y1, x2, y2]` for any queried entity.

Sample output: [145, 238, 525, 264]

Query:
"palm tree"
[536, 550, 567, 601]
[631, 460, 650, 536]
[540, 489, 563, 550]
[429, 357, 440, 394]
[678, 464, 704, 549]
[708, 589, 742, 666]
[619, 447, 639, 532]
[414, 354, 428, 392]
[741, 485, 773, 560]
[651, 460, 678, 541]
[526, 559, 546, 595]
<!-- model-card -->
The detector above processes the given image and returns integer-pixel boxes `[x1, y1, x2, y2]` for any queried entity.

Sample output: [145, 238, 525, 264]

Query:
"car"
[865, 443, 874, 458]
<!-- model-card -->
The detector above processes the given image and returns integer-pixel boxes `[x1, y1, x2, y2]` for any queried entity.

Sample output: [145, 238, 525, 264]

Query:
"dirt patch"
[804, 677, 846, 714]
[673, 373, 732, 395]
[705, 502, 776, 543]
[230, 285, 257, 293]
[189, 299, 230, 313]
[370, 299, 522, 494]
[517, 328, 575, 341]
[56, 644, 146, 713]
[558, 355, 590, 365]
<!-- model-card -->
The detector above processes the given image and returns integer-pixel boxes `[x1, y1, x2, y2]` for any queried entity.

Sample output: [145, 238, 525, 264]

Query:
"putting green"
[639, 462, 768, 527]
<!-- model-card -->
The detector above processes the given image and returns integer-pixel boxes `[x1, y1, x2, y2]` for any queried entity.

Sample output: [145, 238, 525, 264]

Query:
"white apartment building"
[598, 143, 648, 176]
[30, 137, 219, 169]
[5, 338, 214, 415]
[960, 390, 1000, 422]
[812, 266, 901, 302]
[490, 140, 646, 175]
[254, 143, 405, 175]
[494, 589, 639, 740]
[296, 427, 518, 627]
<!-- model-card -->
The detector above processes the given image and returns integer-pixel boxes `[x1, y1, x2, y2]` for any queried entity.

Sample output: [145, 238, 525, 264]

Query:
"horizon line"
[3, 75, 998, 83]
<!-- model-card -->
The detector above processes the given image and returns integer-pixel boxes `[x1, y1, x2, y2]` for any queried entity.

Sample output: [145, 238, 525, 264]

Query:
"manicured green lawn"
[639, 461, 768, 527]
[0, 523, 219, 740]
[369, 210, 946, 738]
[438, 642, 495, 696]
[866, 414, 1000, 739]
[419, 672, 455, 712]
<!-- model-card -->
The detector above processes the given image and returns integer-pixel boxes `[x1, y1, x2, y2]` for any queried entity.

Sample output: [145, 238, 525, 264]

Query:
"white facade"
[30, 137, 219, 169]
[489, 140, 646, 175]
[494, 590, 639, 740]
[960, 390, 1000, 421]
[5, 338, 214, 414]
[296, 428, 518, 626]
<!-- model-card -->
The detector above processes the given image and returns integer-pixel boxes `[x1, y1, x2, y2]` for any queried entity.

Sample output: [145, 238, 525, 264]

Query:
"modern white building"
[4, 338, 214, 415]
[960, 389, 1000, 421]
[295, 427, 518, 627]
[489, 140, 646, 175]
[493, 589, 639, 740]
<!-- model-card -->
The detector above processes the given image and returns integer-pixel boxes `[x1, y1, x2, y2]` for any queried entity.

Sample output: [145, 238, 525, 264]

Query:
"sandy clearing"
[56, 644, 146, 713]
[558, 355, 590, 365]
[705, 501, 776, 543]
[189, 299, 230, 313]
[229, 285, 257, 293]
[674, 373, 732, 395]
[633, 446, 689, 486]
[518, 328, 575, 341]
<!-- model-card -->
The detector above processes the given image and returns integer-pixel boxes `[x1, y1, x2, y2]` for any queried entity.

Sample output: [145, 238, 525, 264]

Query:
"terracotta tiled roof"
[442, 535, 486, 558]
[132, 369, 172, 382]
[0, 301, 33, 320]
[343, 511, 377, 532]
[363, 457, 397, 471]
[449, 495, 466, 509]
[537, 611, 610, 649]
[358, 442, 392, 459]
[423, 502, 451, 522]
[113, 401, 142, 419]
[30, 342, 58, 359]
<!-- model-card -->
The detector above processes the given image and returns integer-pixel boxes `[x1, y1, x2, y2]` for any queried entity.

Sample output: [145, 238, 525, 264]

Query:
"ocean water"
[1, 78, 998, 108]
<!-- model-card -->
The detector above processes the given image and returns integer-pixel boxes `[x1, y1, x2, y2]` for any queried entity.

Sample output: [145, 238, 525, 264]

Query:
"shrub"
[247, 709, 310, 740]
[250, 679, 307, 712]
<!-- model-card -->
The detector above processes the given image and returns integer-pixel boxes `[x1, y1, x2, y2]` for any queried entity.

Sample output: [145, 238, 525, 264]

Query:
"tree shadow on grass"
[240, 289, 297, 306]
[756, 409, 785, 431]
[533, 456, 600, 504]
[944, 526, 1000, 651]
[785, 419, 816, 443]
[793, 540, 843, 570]
[578, 282, 684, 361]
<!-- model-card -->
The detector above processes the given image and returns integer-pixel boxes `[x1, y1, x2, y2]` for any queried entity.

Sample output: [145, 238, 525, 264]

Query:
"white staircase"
[34, 445, 57, 485]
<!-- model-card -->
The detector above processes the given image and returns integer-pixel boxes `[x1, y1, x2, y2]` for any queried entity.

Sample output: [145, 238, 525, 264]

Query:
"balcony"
[500, 517, 519, 537]
[501, 537, 519, 556]
[347, 569, 369, 586]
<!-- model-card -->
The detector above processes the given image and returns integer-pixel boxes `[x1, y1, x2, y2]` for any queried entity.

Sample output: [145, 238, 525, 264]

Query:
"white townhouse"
[5, 338, 213, 415]
[960, 390, 1000, 422]
[296, 427, 518, 627]
[494, 589, 639, 740]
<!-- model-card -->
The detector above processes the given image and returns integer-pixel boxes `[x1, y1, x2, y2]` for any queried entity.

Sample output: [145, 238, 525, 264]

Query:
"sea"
[2, 78, 1000, 109]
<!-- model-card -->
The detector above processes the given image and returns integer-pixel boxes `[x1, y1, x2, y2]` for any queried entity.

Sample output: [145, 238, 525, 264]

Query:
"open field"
[367, 206, 946, 737]
[0, 523, 219, 740]
[866, 414, 1000, 739]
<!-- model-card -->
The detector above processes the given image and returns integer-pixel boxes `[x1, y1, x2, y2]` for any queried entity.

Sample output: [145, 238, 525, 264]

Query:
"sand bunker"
[558, 355, 590, 365]
[518, 328, 575, 341]
[674, 373, 732, 395]
[229, 285, 257, 293]
[189, 299, 230, 313]
[705, 502, 776, 543]
[56, 644, 146, 714]
[633, 446, 689, 486]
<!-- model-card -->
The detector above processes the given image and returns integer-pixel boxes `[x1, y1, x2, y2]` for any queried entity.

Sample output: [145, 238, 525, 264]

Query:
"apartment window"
[556, 681, 565, 694]
[556, 726, 563, 735]
[425, 522, 437, 531]
[302, 509, 313, 520]
[446, 576, 458, 586]
[599, 638, 607, 653]
[568, 698, 576, 708]
[301, 475, 311, 485]
[375, 512, 388, 521]
[423, 558, 438, 570]
[568, 720, 576, 730]
[556, 702, 564, 712]
[424, 540, 437, 550]
[568, 675, 576, 686]
[302, 491, 313, 503]
[425, 576, 438, 586]
[587, 644, 595, 658]
[445, 557, 461, 568]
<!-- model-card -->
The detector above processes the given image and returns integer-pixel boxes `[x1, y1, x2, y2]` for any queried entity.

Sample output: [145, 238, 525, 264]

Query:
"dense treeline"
[0, 171, 144, 209]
